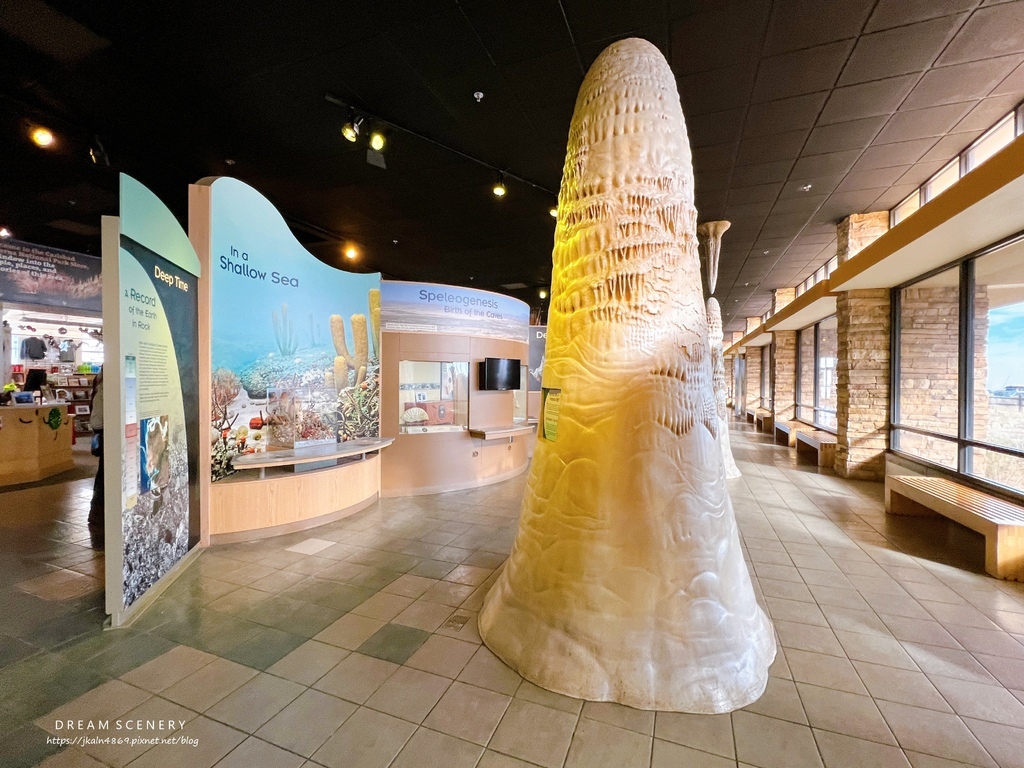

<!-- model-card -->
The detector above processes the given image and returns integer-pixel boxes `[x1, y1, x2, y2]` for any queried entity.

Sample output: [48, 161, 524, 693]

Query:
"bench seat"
[886, 475, 1024, 582]
[795, 429, 837, 467]
[754, 409, 773, 434]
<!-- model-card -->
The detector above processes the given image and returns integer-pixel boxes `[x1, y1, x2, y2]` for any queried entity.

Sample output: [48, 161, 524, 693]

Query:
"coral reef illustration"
[478, 38, 775, 712]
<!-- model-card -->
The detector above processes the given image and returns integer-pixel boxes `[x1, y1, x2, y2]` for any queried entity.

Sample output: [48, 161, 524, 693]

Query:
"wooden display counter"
[0, 403, 75, 486]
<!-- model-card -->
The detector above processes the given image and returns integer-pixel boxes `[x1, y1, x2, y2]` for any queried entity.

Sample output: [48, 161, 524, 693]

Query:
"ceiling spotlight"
[225, 158, 236, 166]
[89, 136, 109, 167]
[800, 183, 813, 192]
[342, 113, 364, 143]
[369, 131, 386, 151]
[0, 227, 12, 238]
[493, 173, 507, 198]
[30, 127, 55, 147]
[538, 289, 548, 299]
[549, 207, 558, 218]
[473, 91, 484, 102]
[344, 245, 358, 260]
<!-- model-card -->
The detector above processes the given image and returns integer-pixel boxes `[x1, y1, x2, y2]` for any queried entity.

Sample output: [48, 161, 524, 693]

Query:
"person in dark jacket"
[88, 369, 104, 549]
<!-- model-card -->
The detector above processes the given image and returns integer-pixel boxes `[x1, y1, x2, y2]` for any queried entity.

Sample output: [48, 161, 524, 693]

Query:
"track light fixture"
[342, 112, 364, 143]
[549, 207, 558, 218]
[30, 126, 54, 148]
[0, 227, 12, 238]
[493, 173, 507, 198]
[369, 131, 386, 151]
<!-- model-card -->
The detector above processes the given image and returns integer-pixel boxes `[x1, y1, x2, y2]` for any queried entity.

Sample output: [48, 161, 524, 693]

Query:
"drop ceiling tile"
[670, 0, 771, 75]
[871, 184, 920, 210]
[835, 165, 910, 192]
[693, 142, 738, 172]
[895, 160, 950, 187]
[838, 14, 968, 86]
[728, 182, 785, 205]
[731, 159, 795, 186]
[771, 194, 829, 215]
[687, 107, 747, 148]
[743, 91, 830, 138]
[866, 0, 977, 32]
[903, 55, 1022, 110]
[724, 200, 775, 220]
[763, 211, 810, 231]
[778, 175, 842, 199]
[938, 2, 1024, 65]
[502, 48, 585, 108]
[679, 62, 758, 115]
[736, 129, 809, 164]
[918, 132, 982, 164]
[752, 40, 855, 103]
[816, 188, 889, 219]
[461, 0, 572, 65]
[853, 138, 940, 170]
[874, 101, 976, 143]
[763, 0, 874, 55]
[563, 0, 668, 44]
[992, 60, 1024, 96]
[953, 94, 1022, 132]
[790, 150, 860, 180]
[817, 75, 918, 125]
[803, 115, 888, 154]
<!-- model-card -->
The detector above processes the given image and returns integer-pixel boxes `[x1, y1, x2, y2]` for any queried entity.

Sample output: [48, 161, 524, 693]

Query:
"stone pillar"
[835, 289, 890, 480]
[772, 331, 797, 425]
[731, 331, 744, 345]
[745, 349, 761, 415]
[772, 288, 796, 315]
[745, 316, 761, 335]
[837, 212, 889, 264]
[725, 355, 735, 408]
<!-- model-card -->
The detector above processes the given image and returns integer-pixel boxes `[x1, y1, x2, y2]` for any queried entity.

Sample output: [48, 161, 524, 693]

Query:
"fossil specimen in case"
[478, 38, 775, 713]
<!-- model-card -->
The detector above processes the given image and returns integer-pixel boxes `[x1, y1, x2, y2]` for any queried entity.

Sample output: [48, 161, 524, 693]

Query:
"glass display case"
[398, 361, 469, 433]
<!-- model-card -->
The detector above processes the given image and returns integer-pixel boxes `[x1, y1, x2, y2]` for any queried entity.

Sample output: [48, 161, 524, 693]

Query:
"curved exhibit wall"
[189, 177, 383, 540]
[379, 281, 531, 496]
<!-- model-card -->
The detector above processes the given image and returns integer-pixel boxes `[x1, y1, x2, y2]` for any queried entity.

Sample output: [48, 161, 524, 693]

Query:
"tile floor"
[3, 423, 1024, 767]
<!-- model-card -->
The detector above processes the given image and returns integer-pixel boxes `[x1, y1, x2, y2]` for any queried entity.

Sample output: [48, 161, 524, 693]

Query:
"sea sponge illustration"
[478, 38, 774, 713]
[330, 312, 369, 390]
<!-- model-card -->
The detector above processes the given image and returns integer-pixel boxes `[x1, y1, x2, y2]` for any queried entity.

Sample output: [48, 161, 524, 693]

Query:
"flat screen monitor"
[23, 368, 49, 392]
[479, 357, 521, 391]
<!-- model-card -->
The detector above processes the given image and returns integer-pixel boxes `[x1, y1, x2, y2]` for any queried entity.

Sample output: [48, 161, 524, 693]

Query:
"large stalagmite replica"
[478, 38, 775, 713]
[707, 297, 742, 479]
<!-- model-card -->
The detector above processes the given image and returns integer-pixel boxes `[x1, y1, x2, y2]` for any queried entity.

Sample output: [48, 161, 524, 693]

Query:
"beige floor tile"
[37, 680, 152, 734]
[256, 688, 356, 757]
[814, 730, 911, 768]
[80, 696, 197, 767]
[775, 620, 845, 656]
[922, 602, 1000, 630]
[37, 748, 108, 768]
[974, 653, 1024, 690]
[930, 675, 1024, 727]
[392, 600, 455, 632]
[404, 634, 478, 678]
[564, 717, 652, 768]
[161, 657, 258, 712]
[581, 701, 655, 735]
[744, 676, 808, 724]
[654, 711, 734, 759]
[205, 672, 304, 732]
[903, 644, 998, 685]
[313, 652, 398, 704]
[364, 665, 451, 723]
[820, 605, 892, 637]
[286, 538, 336, 555]
[879, 615, 963, 649]
[514, 679, 584, 714]
[477, 749, 545, 768]
[423, 681, 511, 745]
[489, 698, 578, 768]
[314, 613, 386, 650]
[389, 726, 484, 768]
[16, 568, 101, 600]
[797, 682, 896, 745]
[419, 580, 477, 607]
[943, 624, 1024, 658]
[121, 646, 218, 693]
[962, 717, 1024, 768]
[769, 647, 793, 680]
[457, 645, 523, 695]
[266, 640, 349, 686]
[853, 661, 952, 712]
[351, 591, 415, 621]
[905, 750, 991, 768]
[876, 701, 995, 768]
[786, 648, 867, 695]
[834, 630, 918, 670]
[759, 578, 814, 601]
[312, 706, 416, 768]
[650, 739, 736, 768]
[214, 736, 306, 768]
[444, 564, 493, 586]
[382, 574, 438, 598]
[733, 710, 823, 768]
[767, 597, 829, 627]
[126, 715, 245, 768]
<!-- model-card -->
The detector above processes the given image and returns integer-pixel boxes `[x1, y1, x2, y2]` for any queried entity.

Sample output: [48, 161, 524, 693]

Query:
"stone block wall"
[835, 289, 890, 480]
[837, 212, 889, 264]
[745, 350, 761, 414]
[773, 331, 797, 424]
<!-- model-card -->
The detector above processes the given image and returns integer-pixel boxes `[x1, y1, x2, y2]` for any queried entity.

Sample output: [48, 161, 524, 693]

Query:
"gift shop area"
[3, 3, 1024, 768]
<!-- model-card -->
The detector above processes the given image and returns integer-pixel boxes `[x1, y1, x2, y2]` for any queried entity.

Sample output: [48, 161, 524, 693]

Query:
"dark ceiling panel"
[903, 56, 1022, 110]
[803, 115, 888, 154]
[670, 0, 770, 75]
[838, 14, 967, 86]
[790, 150, 861, 180]
[818, 75, 917, 125]
[866, 0, 977, 33]
[727, 182, 784, 205]
[752, 40, 855, 102]
[459, 0, 573, 66]
[835, 165, 911, 192]
[938, 2, 1024, 66]
[730, 159, 795, 186]
[743, 91, 829, 138]
[875, 101, 977, 143]
[678, 62, 758, 115]
[763, 0, 874, 55]
[954, 93, 1023, 131]
[736, 129, 808, 164]
[562, 0, 668, 45]
[853, 137, 939, 170]
[686, 108, 746, 148]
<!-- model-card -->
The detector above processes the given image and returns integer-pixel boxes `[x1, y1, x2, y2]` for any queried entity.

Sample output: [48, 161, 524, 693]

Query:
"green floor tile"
[90, 631, 175, 677]
[313, 584, 375, 613]
[269, 601, 344, 638]
[356, 623, 430, 665]
[0, 723, 62, 768]
[345, 567, 402, 592]
[222, 627, 307, 670]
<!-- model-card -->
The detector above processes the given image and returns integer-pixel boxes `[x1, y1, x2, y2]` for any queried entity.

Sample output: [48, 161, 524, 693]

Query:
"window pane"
[816, 316, 838, 430]
[922, 160, 959, 202]
[966, 114, 1015, 172]
[398, 360, 469, 433]
[969, 447, 1024, 493]
[893, 192, 920, 225]
[972, 243, 1024, 491]
[896, 429, 958, 470]
[898, 268, 960, 453]
[761, 344, 771, 409]
[797, 326, 815, 422]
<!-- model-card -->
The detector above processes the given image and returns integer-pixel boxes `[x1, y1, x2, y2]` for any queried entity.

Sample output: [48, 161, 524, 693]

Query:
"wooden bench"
[775, 420, 794, 446]
[886, 475, 1024, 582]
[795, 430, 837, 467]
[754, 409, 773, 434]
[746, 408, 756, 424]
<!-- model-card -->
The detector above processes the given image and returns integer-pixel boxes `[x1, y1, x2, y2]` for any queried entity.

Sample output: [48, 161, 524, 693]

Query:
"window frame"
[794, 315, 838, 434]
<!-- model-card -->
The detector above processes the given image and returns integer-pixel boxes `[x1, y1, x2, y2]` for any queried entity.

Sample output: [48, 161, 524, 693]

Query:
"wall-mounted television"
[479, 357, 522, 391]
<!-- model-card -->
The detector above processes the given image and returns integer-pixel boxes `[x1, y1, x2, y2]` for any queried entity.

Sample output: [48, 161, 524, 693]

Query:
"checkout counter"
[0, 401, 75, 486]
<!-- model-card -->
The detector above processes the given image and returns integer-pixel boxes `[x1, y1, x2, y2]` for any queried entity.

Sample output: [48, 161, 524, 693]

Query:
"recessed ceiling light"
[0, 227, 12, 238]
[549, 207, 557, 218]
[763, 250, 769, 255]
[745, 282, 749, 286]
[473, 91, 484, 102]
[800, 183, 813, 192]
[392, 239, 398, 245]
[344, 246, 358, 260]
[30, 127, 54, 147]
[225, 159, 236, 166]
[538, 289, 548, 299]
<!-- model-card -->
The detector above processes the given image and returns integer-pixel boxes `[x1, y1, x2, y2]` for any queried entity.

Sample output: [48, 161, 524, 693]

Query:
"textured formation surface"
[697, 220, 730, 296]
[478, 38, 775, 713]
[708, 297, 741, 479]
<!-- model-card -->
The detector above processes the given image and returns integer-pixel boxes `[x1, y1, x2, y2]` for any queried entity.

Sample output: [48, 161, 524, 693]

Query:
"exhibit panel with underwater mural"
[207, 177, 381, 481]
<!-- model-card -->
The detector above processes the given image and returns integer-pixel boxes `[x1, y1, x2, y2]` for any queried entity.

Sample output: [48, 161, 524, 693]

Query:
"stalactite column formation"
[478, 38, 775, 713]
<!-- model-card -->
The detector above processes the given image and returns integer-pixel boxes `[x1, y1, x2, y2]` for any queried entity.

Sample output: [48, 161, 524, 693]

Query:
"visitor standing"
[88, 368, 104, 549]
